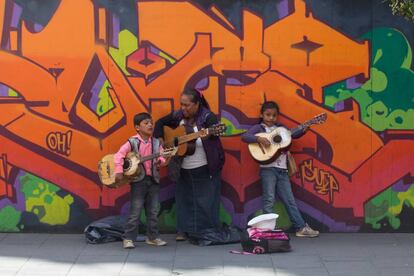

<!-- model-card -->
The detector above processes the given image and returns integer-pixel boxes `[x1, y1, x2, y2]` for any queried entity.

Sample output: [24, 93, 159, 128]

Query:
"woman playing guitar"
[154, 88, 236, 244]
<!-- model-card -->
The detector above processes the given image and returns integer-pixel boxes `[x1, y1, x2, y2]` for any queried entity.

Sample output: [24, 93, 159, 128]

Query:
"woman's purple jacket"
[154, 106, 225, 176]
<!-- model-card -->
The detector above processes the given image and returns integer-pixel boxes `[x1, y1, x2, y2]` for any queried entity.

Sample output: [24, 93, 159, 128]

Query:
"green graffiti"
[361, 68, 388, 93]
[20, 173, 74, 225]
[96, 80, 114, 116]
[324, 28, 414, 131]
[219, 204, 232, 225]
[0, 84, 20, 97]
[109, 30, 138, 76]
[140, 202, 232, 231]
[8, 88, 19, 97]
[365, 182, 414, 230]
[221, 117, 246, 136]
[158, 204, 177, 232]
[254, 201, 292, 229]
[0, 206, 22, 232]
[158, 51, 176, 65]
[139, 203, 179, 232]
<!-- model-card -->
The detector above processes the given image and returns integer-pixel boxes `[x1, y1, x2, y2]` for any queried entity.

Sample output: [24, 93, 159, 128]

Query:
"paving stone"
[0, 233, 412, 275]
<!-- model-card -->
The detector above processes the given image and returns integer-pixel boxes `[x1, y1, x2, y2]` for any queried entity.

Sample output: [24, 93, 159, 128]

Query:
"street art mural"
[1, 0, 413, 233]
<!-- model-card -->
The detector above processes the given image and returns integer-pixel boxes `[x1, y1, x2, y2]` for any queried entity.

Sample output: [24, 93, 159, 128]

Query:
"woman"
[154, 88, 233, 245]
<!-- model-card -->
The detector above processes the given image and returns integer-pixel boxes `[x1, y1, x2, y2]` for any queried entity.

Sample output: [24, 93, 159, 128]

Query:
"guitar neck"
[177, 131, 203, 144]
[140, 152, 162, 163]
[291, 120, 315, 133]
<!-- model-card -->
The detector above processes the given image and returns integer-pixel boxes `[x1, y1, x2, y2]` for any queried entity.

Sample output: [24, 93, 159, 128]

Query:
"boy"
[114, 112, 168, 248]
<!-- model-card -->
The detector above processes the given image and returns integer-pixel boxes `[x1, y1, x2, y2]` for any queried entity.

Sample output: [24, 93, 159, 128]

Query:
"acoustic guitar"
[163, 123, 226, 156]
[98, 147, 177, 188]
[248, 113, 327, 164]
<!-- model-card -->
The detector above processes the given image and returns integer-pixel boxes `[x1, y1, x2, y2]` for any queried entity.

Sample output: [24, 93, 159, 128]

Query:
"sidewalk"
[0, 233, 413, 276]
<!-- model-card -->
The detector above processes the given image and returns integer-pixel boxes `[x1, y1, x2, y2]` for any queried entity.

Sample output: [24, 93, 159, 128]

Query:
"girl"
[241, 101, 319, 237]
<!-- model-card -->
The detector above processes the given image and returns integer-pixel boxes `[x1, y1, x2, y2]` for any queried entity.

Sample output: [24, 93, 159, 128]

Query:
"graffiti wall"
[1, 0, 413, 233]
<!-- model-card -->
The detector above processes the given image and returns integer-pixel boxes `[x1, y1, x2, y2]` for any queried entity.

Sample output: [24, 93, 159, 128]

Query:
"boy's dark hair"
[182, 87, 210, 110]
[260, 101, 279, 114]
[133, 112, 152, 126]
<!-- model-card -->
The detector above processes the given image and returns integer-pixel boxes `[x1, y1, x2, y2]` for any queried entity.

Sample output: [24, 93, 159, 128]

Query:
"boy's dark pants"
[123, 176, 160, 240]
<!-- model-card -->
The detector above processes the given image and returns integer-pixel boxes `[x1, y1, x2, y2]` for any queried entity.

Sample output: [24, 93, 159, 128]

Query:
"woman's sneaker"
[123, 239, 135, 249]
[296, 224, 319, 237]
[146, 238, 167, 246]
[175, 232, 187, 241]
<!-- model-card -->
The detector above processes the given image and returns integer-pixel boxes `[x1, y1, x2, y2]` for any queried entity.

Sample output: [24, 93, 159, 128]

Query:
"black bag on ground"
[240, 229, 291, 254]
[84, 215, 126, 244]
[187, 225, 241, 246]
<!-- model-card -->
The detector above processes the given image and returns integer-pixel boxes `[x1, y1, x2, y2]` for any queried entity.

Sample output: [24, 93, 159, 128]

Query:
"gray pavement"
[0, 233, 413, 276]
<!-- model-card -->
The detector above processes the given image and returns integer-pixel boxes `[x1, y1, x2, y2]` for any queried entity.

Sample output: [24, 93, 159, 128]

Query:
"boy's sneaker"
[296, 224, 319, 237]
[123, 239, 135, 249]
[146, 238, 167, 246]
[175, 233, 187, 241]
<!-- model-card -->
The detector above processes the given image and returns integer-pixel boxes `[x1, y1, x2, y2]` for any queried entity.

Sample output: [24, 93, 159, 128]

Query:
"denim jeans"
[123, 176, 160, 240]
[260, 167, 306, 230]
[176, 165, 221, 234]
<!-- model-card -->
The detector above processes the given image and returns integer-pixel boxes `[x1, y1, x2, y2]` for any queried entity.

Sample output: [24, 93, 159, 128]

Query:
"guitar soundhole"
[173, 137, 179, 147]
[273, 135, 282, 143]
[123, 159, 131, 171]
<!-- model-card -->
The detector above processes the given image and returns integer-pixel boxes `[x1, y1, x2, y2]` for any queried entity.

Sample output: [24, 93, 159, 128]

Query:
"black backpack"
[240, 229, 291, 254]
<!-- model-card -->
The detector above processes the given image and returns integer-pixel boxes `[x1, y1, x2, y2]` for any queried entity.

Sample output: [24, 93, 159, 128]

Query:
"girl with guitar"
[241, 101, 320, 238]
[154, 88, 236, 245]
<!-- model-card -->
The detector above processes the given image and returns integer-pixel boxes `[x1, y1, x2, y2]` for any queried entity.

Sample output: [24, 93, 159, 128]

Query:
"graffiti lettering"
[46, 131, 72, 156]
[300, 159, 339, 204]
[0, 0, 413, 232]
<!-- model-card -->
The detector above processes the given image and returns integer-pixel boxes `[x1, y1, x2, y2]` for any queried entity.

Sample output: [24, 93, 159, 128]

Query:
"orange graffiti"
[0, 154, 9, 198]
[0, 0, 413, 230]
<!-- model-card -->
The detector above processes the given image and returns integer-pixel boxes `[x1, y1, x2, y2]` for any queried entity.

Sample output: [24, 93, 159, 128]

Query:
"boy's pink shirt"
[114, 133, 166, 176]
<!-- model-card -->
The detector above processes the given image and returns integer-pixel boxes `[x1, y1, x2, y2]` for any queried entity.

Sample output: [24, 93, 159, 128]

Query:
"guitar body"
[248, 127, 292, 164]
[98, 152, 144, 188]
[164, 125, 196, 156]
[247, 113, 327, 164]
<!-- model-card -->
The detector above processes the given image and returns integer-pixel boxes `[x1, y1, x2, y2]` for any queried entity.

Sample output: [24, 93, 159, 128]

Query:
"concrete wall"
[1, 0, 413, 232]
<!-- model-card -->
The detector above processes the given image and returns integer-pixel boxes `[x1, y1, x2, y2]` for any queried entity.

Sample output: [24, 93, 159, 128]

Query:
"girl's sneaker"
[296, 224, 319, 237]
[123, 239, 135, 249]
[146, 238, 167, 246]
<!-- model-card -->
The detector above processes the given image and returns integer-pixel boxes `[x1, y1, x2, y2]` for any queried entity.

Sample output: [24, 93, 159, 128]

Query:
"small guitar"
[98, 147, 177, 188]
[164, 123, 226, 156]
[248, 113, 327, 164]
